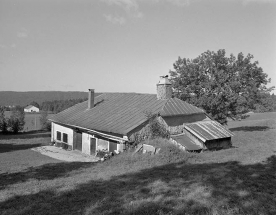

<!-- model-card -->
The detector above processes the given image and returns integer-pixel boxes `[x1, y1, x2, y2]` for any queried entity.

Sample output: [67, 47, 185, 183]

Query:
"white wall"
[24, 106, 39, 112]
[117, 142, 124, 152]
[51, 124, 124, 154]
[82, 132, 93, 155]
[82, 132, 122, 155]
[52, 123, 74, 146]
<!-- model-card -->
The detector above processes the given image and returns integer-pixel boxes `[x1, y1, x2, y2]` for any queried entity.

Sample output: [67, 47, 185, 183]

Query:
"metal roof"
[171, 134, 202, 150]
[160, 98, 204, 116]
[49, 93, 205, 136]
[24, 105, 38, 109]
[184, 121, 234, 142]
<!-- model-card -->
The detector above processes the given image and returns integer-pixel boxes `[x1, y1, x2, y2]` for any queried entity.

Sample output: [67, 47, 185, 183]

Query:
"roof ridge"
[160, 98, 170, 114]
[100, 92, 156, 95]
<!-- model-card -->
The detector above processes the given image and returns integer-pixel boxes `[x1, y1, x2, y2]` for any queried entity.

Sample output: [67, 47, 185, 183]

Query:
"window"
[97, 139, 109, 151]
[56, 131, 61, 141]
[63, 133, 68, 143]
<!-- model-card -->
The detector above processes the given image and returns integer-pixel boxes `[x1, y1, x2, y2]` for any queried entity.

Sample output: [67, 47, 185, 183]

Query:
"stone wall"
[157, 84, 172, 100]
[163, 114, 208, 127]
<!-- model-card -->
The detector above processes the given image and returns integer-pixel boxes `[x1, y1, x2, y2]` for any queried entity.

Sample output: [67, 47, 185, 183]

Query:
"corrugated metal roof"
[160, 98, 204, 116]
[49, 93, 205, 136]
[171, 134, 202, 150]
[184, 121, 234, 142]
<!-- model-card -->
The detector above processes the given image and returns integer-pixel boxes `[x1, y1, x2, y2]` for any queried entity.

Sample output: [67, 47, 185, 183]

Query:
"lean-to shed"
[183, 120, 234, 150]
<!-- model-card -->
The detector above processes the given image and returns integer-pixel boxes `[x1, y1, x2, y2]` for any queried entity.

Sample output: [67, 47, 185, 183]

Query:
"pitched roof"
[24, 105, 38, 109]
[184, 120, 234, 142]
[49, 93, 204, 136]
[171, 134, 202, 150]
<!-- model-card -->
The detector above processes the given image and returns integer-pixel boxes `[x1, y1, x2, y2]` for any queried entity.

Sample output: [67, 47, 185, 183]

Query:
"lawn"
[4, 111, 54, 131]
[0, 113, 276, 215]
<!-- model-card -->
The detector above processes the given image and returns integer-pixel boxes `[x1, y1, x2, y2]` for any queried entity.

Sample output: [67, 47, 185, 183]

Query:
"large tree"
[0, 106, 8, 133]
[40, 111, 51, 131]
[8, 106, 25, 133]
[169, 49, 274, 124]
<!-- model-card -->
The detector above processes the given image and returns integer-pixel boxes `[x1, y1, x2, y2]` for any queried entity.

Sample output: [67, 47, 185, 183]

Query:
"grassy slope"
[0, 113, 276, 215]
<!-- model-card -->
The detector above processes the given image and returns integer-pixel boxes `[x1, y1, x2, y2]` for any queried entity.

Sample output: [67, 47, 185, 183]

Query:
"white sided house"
[49, 76, 233, 155]
[24, 105, 39, 113]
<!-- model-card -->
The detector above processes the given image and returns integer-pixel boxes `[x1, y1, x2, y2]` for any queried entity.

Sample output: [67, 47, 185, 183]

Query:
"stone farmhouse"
[49, 76, 233, 155]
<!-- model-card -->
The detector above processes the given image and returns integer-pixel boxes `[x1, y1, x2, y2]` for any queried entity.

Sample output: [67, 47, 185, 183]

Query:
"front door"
[76, 132, 82, 151]
[109, 140, 117, 153]
[90, 138, 96, 155]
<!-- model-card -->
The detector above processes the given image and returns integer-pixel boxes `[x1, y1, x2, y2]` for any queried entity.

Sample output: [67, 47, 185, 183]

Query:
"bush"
[8, 106, 25, 133]
[40, 111, 51, 131]
[130, 112, 170, 144]
[147, 113, 170, 139]
[0, 107, 8, 133]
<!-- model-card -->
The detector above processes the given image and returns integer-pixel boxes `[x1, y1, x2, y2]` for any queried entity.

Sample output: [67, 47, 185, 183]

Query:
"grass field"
[0, 112, 275, 215]
[4, 111, 54, 132]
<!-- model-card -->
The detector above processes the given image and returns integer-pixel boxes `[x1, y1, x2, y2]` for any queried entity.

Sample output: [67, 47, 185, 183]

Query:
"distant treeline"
[256, 93, 276, 113]
[2, 98, 88, 114]
[0, 91, 102, 113]
[0, 91, 89, 106]
[40, 98, 87, 113]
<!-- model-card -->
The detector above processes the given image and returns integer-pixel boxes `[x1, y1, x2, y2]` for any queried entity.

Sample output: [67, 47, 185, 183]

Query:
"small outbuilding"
[24, 105, 39, 113]
[183, 120, 234, 150]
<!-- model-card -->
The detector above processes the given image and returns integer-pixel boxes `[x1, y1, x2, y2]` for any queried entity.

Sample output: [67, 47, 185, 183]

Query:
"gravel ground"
[32, 146, 99, 162]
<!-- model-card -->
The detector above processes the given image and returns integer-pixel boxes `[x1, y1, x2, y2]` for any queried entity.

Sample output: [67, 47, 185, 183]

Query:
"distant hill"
[0, 91, 101, 106]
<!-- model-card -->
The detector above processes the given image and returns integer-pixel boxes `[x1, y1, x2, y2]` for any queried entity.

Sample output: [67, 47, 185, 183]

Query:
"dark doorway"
[90, 138, 96, 155]
[109, 140, 117, 153]
[76, 132, 82, 151]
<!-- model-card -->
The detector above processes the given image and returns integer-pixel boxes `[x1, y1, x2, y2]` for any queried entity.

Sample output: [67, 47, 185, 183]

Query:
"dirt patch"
[32, 146, 99, 162]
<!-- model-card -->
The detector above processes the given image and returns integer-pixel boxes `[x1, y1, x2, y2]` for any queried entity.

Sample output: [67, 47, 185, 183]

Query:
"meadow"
[4, 111, 54, 132]
[0, 112, 275, 215]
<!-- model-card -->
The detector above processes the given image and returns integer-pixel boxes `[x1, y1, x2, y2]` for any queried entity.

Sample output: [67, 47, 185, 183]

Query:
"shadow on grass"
[0, 162, 94, 190]
[0, 155, 276, 215]
[229, 126, 270, 132]
[0, 131, 50, 140]
[0, 143, 45, 153]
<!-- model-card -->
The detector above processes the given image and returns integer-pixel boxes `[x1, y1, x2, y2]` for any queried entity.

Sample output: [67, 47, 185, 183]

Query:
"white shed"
[24, 105, 39, 113]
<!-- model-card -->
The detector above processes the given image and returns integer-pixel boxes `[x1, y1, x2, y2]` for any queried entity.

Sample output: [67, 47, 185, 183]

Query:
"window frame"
[56, 131, 61, 141]
[63, 133, 68, 143]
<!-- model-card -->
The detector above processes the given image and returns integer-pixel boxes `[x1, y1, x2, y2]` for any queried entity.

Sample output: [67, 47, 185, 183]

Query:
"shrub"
[8, 106, 25, 133]
[40, 111, 51, 131]
[129, 112, 170, 145]
[0, 107, 8, 133]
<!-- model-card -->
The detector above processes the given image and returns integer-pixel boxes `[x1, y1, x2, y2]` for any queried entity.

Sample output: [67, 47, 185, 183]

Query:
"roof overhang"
[50, 120, 128, 142]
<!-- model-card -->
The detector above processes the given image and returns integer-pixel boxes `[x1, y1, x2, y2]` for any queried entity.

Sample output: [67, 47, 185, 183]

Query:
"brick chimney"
[156, 75, 172, 100]
[88, 89, 95, 109]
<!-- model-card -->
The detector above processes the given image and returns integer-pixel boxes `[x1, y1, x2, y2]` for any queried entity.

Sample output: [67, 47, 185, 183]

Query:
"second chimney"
[156, 76, 172, 100]
[88, 89, 95, 109]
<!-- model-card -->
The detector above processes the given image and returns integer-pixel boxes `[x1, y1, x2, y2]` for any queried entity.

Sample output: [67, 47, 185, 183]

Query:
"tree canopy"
[169, 49, 274, 124]
[8, 106, 25, 133]
[0, 106, 8, 133]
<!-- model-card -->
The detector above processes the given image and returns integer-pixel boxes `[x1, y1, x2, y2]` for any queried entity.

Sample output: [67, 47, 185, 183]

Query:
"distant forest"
[0, 91, 102, 114]
[39, 98, 87, 113]
[0, 91, 275, 114]
[0, 91, 90, 106]
[254, 93, 276, 113]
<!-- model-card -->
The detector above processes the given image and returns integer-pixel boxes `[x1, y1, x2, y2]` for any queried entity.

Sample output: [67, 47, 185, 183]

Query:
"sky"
[0, 0, 275, 94]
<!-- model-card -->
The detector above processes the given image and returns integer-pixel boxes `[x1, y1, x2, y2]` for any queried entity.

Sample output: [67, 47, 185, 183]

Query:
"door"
[109, 140, 117, 153]
[90, 138, 96, 155]
[76, 132, 82, 151]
